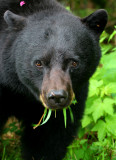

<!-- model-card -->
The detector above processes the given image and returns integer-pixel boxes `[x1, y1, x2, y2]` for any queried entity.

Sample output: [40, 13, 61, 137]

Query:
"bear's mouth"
[33, 94, 77, 129]
[40, 92, 75, 110]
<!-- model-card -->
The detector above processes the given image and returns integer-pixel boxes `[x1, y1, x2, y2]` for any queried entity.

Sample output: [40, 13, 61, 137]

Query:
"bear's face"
[4, 10, 108, 110]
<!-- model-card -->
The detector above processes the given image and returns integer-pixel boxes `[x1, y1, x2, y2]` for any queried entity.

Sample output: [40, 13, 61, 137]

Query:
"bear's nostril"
[47, 90, 68, 107]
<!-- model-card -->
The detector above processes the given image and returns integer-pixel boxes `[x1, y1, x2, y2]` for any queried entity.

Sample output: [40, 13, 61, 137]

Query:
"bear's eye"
[71, 61, 79, 68]
[35, 60, 43, 68]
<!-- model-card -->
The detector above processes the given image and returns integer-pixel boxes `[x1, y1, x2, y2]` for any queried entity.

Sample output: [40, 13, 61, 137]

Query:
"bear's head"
[4, 9, 108, 110]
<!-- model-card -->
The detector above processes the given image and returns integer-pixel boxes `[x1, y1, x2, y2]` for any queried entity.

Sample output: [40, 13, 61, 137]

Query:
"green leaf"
[71, 99, 77, 105]
[85, 96, 98, 112]
[80, 139, 88, 145]
[106, 83, 116, 93]
[101, 44, 112, 55]
[112, 47, 116, 51]
[88, 80, 103, 97]
[97, 68, 116, 83]
[78, 128, 85, 138]
[105, 115, 116, 136]
[75, 149, 84, 159]
[100, 83, 116, 97]
[94, 52, 116, 83]
[82, 115, 92, 128]
[100, 31, 109, 43]
[91, 99, 104, 122]
[91, 98, 114, 122]
[92, 120, 107, 141]
[108, 30, 116, 42]
[92, 106, 104, 123]
[101, 52, 116, 69]
[102, 98, 114, 115]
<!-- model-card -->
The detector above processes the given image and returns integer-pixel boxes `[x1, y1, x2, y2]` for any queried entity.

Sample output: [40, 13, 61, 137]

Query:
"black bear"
[0, 0, 108, 160]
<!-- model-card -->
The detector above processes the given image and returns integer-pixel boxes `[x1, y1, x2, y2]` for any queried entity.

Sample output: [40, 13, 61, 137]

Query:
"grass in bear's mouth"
[33, 99, 77, 129]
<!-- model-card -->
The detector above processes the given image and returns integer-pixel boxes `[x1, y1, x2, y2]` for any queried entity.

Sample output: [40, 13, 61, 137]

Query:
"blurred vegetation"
[59, 0, 116, 33]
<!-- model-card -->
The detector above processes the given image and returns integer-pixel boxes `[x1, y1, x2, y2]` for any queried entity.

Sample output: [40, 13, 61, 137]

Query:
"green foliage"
[64, 26, 116, 160]
[0, 121, 22, 160]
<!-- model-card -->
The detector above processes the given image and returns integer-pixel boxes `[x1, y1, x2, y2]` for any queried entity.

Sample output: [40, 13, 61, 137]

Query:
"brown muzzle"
[40, 68, 74, 110]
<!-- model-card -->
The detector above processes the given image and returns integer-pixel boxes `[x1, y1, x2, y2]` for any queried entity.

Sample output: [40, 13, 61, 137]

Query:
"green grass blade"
[55, 110, 57, 118]
[33, 109, 52, 129]
[42, 108, 48, 122]
[63, 108, 67, 128]
[68, 106, 74, 123]
[2, 147, 6, 160]
[40, 109, 52, 126]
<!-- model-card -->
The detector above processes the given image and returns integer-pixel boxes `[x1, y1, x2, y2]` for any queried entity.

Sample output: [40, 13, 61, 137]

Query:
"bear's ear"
[81, 9, 108, 35]
[4, 10, 26, 29]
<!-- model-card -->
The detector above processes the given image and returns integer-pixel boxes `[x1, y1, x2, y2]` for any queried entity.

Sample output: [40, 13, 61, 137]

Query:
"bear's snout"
[46, 90, 68, 109]
[40, 68, 74, 110]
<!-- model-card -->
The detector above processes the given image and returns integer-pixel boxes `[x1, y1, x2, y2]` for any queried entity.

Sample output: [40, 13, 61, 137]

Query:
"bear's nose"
[47, 90, 68, 108]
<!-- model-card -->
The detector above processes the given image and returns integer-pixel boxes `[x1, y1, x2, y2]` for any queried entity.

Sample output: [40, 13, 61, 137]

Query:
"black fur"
[0, 0, 108, 160]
